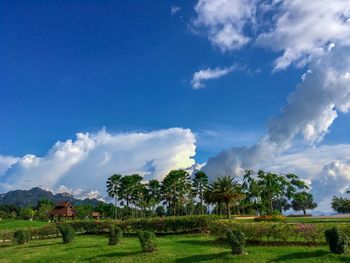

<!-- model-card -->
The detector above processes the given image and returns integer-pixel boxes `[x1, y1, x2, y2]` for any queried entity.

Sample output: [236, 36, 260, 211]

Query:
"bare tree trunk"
[226, 202, 230, 219]
[114, 196, 118, 220]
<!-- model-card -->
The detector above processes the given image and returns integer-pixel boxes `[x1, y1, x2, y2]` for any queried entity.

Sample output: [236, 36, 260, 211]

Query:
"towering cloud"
[195, 0, 350, 209]
[0, 128, 196, 198]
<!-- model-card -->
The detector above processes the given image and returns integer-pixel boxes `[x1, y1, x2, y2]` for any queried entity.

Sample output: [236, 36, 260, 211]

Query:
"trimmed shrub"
[13, 229, 30, 245]
[138, 230, 157, 252]
[58, 224, 75, 244]
[227, 229, 245, 255]
[325, 227, 348, 254]
[108, 225, 123, 245]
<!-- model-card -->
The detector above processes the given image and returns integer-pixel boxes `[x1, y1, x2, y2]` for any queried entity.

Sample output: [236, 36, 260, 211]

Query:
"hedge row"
[1, 216, 350, 246]
[63, 215, 216, 234]
[209, 220, 350, 244]
[0, 224, 59, 242]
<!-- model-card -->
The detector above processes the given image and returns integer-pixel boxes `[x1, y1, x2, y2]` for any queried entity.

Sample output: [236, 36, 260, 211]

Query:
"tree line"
[106, 169, 318, 219]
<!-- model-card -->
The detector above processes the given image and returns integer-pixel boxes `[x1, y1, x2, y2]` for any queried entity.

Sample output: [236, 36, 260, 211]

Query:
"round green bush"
[325, 227, 348, 254]
[226, 229, 246, 255]
[108, 225, 123, 245]
[13, 229, 31, 245]
[138, 230, 157, 252]
[58, 224, 75, 244]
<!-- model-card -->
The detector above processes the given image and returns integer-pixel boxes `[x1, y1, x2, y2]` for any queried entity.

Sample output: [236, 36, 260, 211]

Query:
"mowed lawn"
[0, 234, 349, 263]
[0, 219, 48, 230]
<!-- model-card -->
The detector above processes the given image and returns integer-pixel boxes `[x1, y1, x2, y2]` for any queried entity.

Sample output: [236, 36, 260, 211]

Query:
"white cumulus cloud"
[257, 0, 350, 70]
[0, 128, 196, 199]
[193, 0, 256, 51]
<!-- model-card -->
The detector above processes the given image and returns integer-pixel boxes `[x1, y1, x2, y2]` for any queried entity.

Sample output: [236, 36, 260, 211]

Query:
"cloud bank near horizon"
[0, 128, 196, 200]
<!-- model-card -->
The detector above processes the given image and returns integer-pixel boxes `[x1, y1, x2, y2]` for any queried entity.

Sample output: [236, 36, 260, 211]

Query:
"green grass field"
[0, 219, 48, 230]
[0, 234, 348, 263]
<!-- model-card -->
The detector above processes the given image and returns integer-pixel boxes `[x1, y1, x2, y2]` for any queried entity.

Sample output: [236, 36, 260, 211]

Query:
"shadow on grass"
[27, 243, 60, 248]
[85, 251, 141, 261]
[175, 252, 231, 263]
[269, 250, 329, 262]
[176, 239, 228, 248]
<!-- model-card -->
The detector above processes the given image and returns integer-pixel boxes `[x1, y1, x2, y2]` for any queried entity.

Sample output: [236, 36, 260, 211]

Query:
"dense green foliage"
[331, 196, 350, 213]
[291, 192, 317, 215]
[13, 229, 30, 245]
[108, 225, 123, 245]
[58, 224, 75, 244]
[242, 170, 309, 215]
[325, 227, 348, 254]
[138, 230, 157, 252]
[226, 229, 246, 255]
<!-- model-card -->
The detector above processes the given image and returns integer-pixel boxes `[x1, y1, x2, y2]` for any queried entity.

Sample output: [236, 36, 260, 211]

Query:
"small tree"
[108, 225, 123, 245]
[291, 192, 317, 215]
[13, 229, 31, 245]
[138, 230, 157, 252]
[19, 207, 35, 221]
[325, 227, 348, 254]
[227, 229, 246, 255]
[58, 224, 75, 243]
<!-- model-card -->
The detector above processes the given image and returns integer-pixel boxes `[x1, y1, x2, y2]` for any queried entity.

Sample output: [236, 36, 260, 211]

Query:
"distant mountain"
[0, 187, 102, 207]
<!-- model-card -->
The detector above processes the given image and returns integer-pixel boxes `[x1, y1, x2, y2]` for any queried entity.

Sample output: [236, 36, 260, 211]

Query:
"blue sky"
[1, 0, 350, 210]
[1, 0, 312, 161]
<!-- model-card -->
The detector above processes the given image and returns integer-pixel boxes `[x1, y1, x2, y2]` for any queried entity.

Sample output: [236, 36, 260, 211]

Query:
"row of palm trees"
[106, 169, 244, 219]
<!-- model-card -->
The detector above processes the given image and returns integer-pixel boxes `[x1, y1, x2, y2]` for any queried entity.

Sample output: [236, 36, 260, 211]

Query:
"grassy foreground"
[0, 234, 348, 263]
[0, 219, 48, 230]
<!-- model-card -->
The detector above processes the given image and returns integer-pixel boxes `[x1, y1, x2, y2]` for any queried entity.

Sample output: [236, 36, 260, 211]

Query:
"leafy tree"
[155, 206, 165, 217]
[106, 174, 122, 219]
[193, 171, 208, 215]
[272, 197, 291, 213]
[75, 204, 94, 219]
[36, 200, 54, 221]
[19, 207, 35, 220]
[243, 170, 308, 215]
[331, 196, 350, 214]
[95, 202, 115, 218]
[291, 192, 317, 215]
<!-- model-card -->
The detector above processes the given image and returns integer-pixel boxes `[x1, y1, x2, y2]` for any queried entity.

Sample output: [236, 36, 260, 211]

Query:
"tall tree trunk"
[114, 196, 118, 220]
[200, 186, 203, 215]
[269, 198, 273, 215]
[303, 208, 306, 215]
[226, 201, 230, 219]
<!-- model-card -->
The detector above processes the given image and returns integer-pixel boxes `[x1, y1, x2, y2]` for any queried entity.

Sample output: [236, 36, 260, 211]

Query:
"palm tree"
[106, 174, 122, 219]
[147, 179, 161, 213]
[193, 171, 208, 214]
[119, 174, 143, 210]
[161, 169, 191, 215]
[208, 176, 245, 218]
